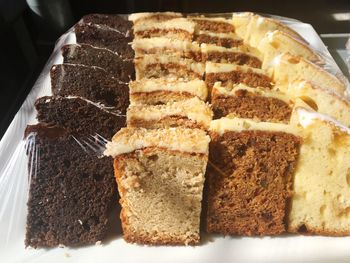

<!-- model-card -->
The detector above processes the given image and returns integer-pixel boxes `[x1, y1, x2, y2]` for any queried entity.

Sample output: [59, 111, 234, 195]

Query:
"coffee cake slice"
[104, 128, 210, 245]
[129, 78, 208, 105]
[62, 44, 135, 81]
[207, 117, 301, 235]
[132, 37, 201, 61]
[127, 97, 213, 130]
[211, 82, 292, 122]
[51, 64, 129, 111]
[288, 107, 350, 235]
[135, 54, 205, 80]
[133, 18, 195, 40]
[25, 124, 117, 247]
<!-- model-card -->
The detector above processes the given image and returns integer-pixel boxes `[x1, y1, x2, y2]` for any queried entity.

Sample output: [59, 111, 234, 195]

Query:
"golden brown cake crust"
[212, 90, 292, 122]
[206, 130, 301, 236]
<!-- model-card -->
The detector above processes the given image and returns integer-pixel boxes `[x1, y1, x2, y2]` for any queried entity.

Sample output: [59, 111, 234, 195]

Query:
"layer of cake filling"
[35, 96, 125, 139]
[211, 82, 292, 122]
[75, 23, 134, 59]
[127, 97, 213, 130]
[190, 17, 235, 33]
[25, 124, 117, 247]
[129, 78, 208, 105]
[129, 12, 183, 25]
[105, 127, 210, 245]
[272, 53, 345, 94]
[62, 44, 135, 81]
[51, 64, 129, 111]
[134, 54, 205, 80]
[133, 18, 195, 40]
[81, 13, 133, 37]
[132, 37, 201, 61]
[207, 118, 301, 235]
[195, 31, 243, 48]
[205, 62, 273, 89]
[288, 107, 350, 235]
[201, 43, 262, 68]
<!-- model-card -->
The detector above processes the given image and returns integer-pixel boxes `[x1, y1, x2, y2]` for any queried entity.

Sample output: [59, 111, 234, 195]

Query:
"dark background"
[0, 0, 349, 139]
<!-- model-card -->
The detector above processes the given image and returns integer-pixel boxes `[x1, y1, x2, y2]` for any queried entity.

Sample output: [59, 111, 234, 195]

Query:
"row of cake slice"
[105, 11, 350, 245]
[25, 14, 135, 248]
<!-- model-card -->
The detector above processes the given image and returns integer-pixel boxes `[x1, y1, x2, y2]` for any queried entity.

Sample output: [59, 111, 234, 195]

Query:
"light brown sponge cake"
[272, 53, 345, 94]
[207, 117, 301, 235]
[286, 80, 350, 127]
[288, 107, 350, 235]
[195, 31, 243, 48]
[104, 127, 210, 245]
[211, 82, 293, 123]
[258, 30, 322, 68]
[129, 78, 208, 105]
[127, 97, 213, 130]
[135, 54, 205, 80]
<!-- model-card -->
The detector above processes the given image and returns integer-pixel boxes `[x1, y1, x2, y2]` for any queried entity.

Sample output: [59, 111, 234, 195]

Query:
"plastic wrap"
[1, 12, 350, 263]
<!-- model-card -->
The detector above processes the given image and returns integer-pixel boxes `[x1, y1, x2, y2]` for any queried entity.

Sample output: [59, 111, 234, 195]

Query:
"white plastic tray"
[1, 13, 350, 263]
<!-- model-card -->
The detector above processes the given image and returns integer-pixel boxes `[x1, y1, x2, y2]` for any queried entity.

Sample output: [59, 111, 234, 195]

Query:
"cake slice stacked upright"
[25, 14, 134, 248]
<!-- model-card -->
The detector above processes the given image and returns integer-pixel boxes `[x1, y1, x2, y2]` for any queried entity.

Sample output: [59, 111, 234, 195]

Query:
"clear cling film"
[0, 12, 350, 263]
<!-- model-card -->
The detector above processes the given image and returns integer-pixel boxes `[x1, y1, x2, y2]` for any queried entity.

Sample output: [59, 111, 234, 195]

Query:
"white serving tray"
[0, 13, 349, 263]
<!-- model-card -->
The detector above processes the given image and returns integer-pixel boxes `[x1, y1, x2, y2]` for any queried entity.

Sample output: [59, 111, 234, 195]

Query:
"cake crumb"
[78, 219, 83, 225]
[95, 241, 102, 246]
[58, 244, 65, 248]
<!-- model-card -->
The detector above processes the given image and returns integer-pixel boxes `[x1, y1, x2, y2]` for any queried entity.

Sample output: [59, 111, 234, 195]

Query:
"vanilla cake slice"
[129, 78, 208, 105]
[289, 107, 350, 235]
[127, 97, 213, 130]
[104, 128, 210, 245]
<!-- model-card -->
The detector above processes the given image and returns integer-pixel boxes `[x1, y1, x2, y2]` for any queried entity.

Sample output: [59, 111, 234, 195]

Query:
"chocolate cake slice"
[62, 44, 135, 81]
[51, 64, 129, 111]
[35, 96, 125, 139]
[25, 124, 117, 247]
[75, 23, 134, 59]
[81, 13, 133, 37]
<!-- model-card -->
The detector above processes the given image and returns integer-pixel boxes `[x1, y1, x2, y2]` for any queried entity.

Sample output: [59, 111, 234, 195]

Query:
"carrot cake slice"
[201, 43, 262, 68]
[211, 82, 293, 122]
[127, 97, 212, 130]
[207, 117, 301, 235]
[129, 78, 208, 105]
[205, 62, 273, 91]
[135, 54, 205, 80]
[288, 107, 350, 235]
[104, 127, 210, 245]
